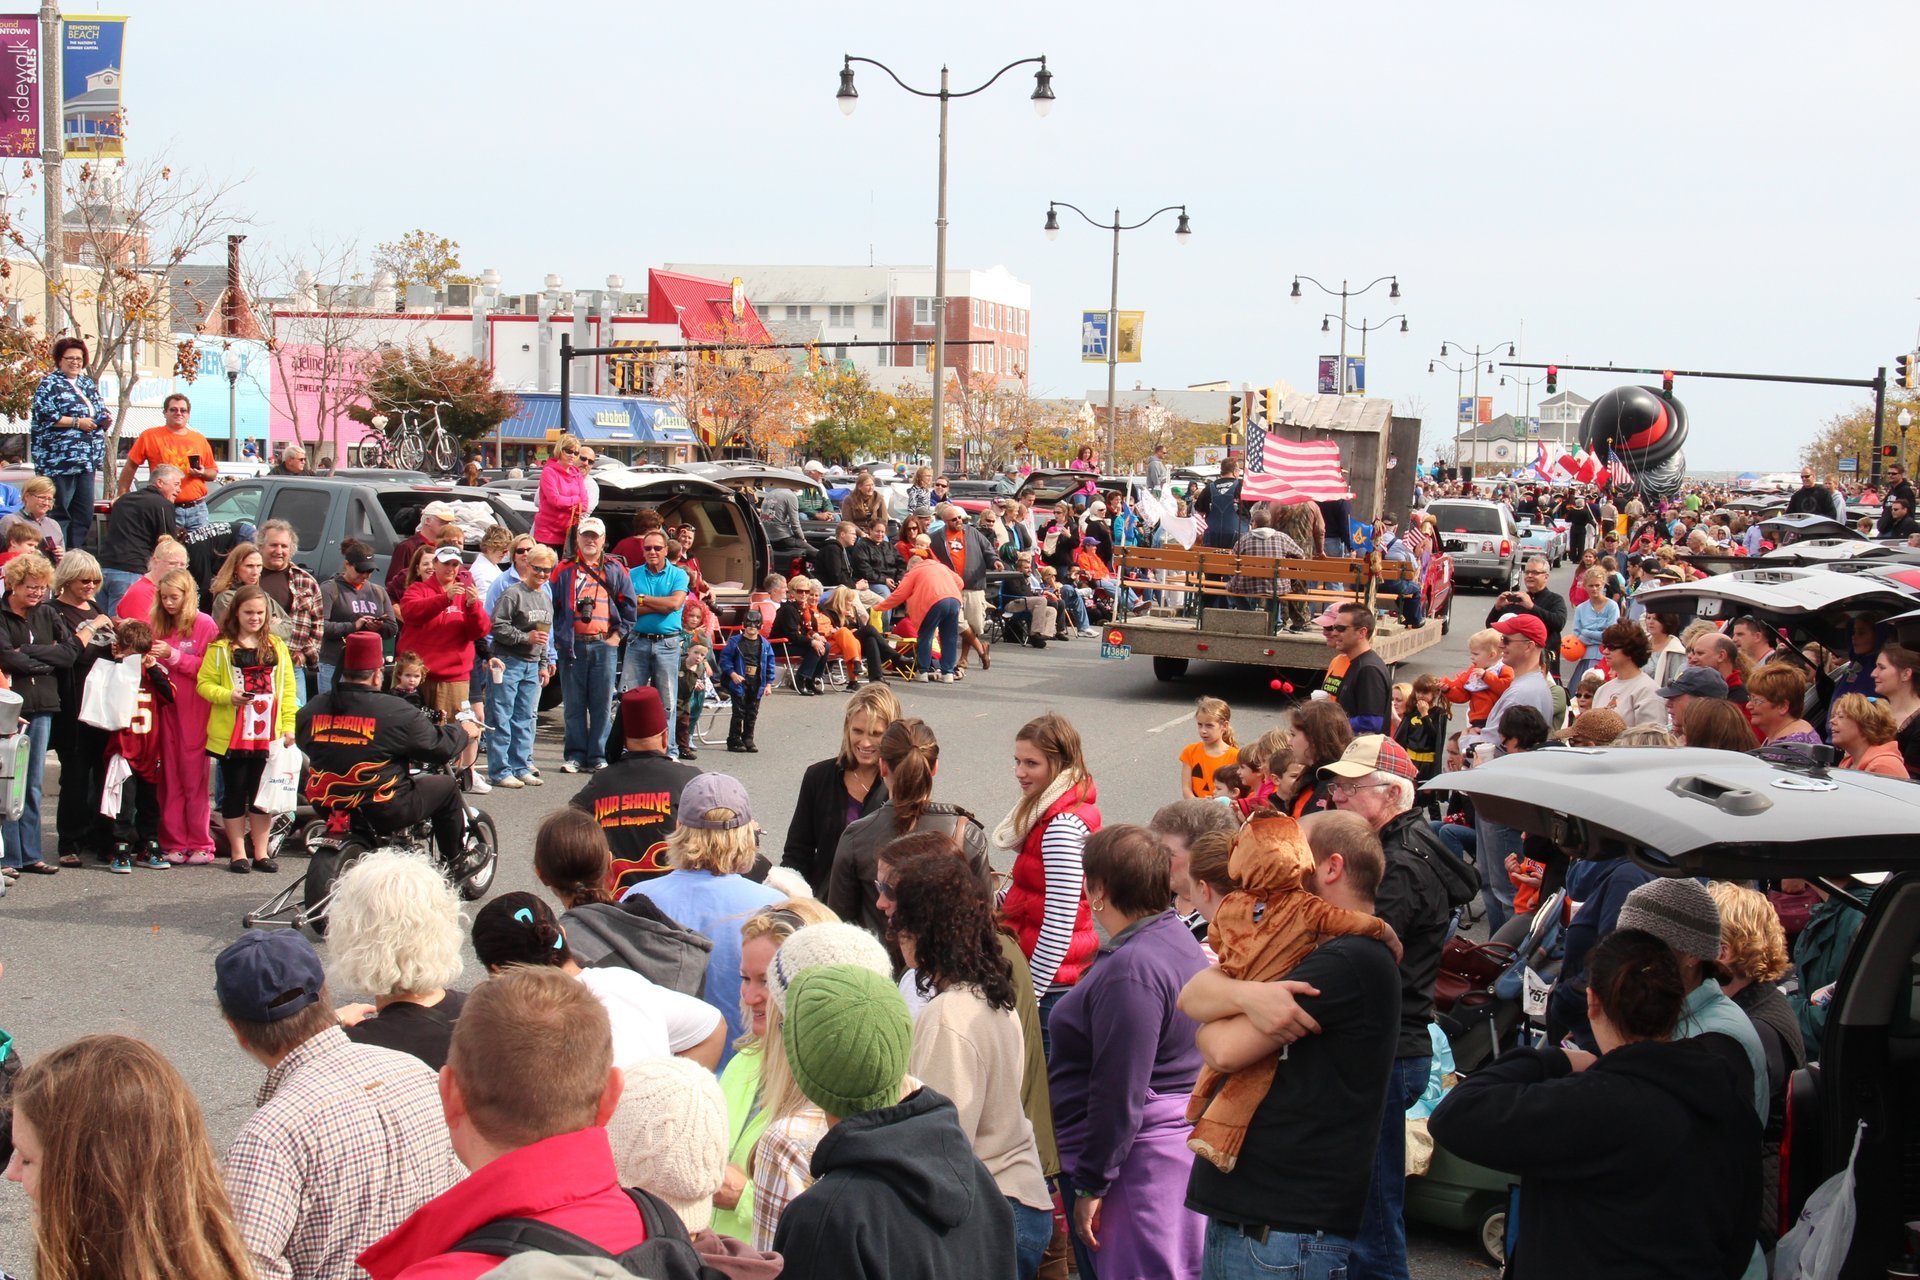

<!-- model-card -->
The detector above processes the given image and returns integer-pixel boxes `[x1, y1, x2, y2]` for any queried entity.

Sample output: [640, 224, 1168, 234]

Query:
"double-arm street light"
[1292, 273, 1400, 395]
[1435, 338, 1515, 473]
[1045, 200, 1191, 470]
[1498, 370, 1552, 442]
[838, 53, 1053, 477]
[1322, 313, 1408, 373]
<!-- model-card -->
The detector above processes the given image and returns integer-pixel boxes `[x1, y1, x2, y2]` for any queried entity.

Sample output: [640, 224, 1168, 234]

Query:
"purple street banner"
[0, 16, 37, 159]
[61, 13, 125, 159]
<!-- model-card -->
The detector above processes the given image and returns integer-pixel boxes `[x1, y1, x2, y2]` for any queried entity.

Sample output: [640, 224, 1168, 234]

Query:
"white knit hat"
[768, 923, 892, 1015]
[604, 1056, 728, 1234]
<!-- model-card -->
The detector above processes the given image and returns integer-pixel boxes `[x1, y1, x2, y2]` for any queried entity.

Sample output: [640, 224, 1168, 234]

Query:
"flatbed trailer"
[1104, 544, 1448, 681]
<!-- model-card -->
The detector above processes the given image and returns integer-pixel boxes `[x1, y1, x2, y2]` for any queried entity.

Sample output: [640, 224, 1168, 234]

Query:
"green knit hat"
[782, 964, 912, 1119]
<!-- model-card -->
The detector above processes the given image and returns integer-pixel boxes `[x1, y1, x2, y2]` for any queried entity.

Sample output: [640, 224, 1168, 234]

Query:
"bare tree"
[45, 157, 243, 487]
[240, 239, 386, 464]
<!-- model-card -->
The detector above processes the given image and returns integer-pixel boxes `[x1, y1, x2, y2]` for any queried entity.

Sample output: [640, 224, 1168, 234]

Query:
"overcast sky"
[76, 0, 1920, 469]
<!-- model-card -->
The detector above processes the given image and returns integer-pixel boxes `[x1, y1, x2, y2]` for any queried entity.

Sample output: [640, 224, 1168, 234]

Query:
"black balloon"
[1577, 384, 1690, 500]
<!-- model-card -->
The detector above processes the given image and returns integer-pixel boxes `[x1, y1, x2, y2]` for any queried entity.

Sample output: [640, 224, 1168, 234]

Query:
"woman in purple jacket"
[1046, 823, 1209, 1279]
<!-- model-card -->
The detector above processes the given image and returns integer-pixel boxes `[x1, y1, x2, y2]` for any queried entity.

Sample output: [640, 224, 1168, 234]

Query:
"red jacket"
[357, 1128, 645, 1280]
[398, 579, 492, 679]
[1000, 779, 1102, 991]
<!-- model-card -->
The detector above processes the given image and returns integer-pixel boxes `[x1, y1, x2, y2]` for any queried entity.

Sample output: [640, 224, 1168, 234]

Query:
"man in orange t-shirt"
[118, 393, 218, 528]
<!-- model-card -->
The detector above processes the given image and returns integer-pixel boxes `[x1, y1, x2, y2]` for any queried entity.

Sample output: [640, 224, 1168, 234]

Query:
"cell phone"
[187, 454, 202, 470]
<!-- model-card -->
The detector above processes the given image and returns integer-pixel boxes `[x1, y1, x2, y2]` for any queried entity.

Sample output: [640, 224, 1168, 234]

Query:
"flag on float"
[1607, 455, 1633, 488]
[1241, 423, 1351, 504]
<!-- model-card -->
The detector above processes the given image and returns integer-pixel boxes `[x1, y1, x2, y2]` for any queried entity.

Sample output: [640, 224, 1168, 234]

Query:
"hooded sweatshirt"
[1428, 1040, 1761, 1280]
[770, 1086, 1015, 1280]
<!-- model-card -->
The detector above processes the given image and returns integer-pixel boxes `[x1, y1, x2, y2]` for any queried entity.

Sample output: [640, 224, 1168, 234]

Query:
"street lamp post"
[1901, 408, 1913, 471]
[1045, 200, 1190, 470]
[222, 344, 242, 461]
[1291, 274, 1400, 395]
[1322, 313, 1408, 375]
[1499, 371, 1547, 430]
[838, 53, 1053, 478]
[1437, 339, 1516, 475]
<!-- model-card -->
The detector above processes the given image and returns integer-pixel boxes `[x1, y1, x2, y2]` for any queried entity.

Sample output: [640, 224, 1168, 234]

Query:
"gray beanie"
[1617, 878, 1723, 962]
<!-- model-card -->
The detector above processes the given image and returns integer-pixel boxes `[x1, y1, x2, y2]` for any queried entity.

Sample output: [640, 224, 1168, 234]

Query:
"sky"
[46, 0, 1920, 470]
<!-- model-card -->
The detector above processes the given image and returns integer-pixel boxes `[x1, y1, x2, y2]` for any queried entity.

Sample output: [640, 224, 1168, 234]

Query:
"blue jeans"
[99, 566, 142, 616]
[623, 631, 682, 757]
[488, 654, 543, 780]
[314, 662, 337, 697]
[560, 640, 619, 767]
[1010, 1199, 1051, 1280]
[1348, 1055, 1430, 1280]
[1204, 1222, 1353, 1280]
[52, 471, 94, 553]
[1059, 583, 1091, 630]
[1475, 815, 1522, 934]
[1, 714, 54, 869]
[918, 597, 960, 675]
[1380, 579, 1423, 626]
[174, 499, 209, 531]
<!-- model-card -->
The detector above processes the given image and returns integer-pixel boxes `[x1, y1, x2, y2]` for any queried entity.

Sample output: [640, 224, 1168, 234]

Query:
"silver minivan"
[1426, 498, 1521, 591]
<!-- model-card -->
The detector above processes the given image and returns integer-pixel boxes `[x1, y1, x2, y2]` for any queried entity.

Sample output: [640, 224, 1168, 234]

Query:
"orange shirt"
[1180, 741, 1232, 798]
[126, 425, 216, 504]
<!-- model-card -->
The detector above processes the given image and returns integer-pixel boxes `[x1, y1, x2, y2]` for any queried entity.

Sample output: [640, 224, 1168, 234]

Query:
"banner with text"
[0, 16, 37, 159]
[1319, 354, 1365, 396]
[61, 14, 125, 159]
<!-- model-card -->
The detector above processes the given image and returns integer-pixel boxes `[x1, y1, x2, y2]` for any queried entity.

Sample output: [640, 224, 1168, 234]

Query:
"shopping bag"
[79, 655, 142, 731]
[253, 741, 303, 815]
[1775, 1118, 1864, 1280]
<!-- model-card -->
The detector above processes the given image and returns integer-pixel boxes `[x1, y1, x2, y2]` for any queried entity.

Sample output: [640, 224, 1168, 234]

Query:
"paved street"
[0, 570, 1543, 1275]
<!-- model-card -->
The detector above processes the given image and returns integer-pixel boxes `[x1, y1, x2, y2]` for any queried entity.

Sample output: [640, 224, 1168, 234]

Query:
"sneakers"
[1078, 627, 1099, 637]
[139, 849, 171, 870]
[466, 772, 493, 795]
[560, 760, 583, 774]
[518, 773, 544, 787]
[110, 843, 133, 875]
[591, 761, 609, 772]
[490, 775, 525, 789]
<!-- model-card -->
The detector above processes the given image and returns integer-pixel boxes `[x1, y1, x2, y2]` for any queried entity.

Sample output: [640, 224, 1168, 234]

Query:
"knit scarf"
[991, 769, 1084, 859]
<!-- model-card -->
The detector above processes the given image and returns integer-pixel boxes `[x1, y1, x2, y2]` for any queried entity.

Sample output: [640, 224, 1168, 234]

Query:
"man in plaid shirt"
[258, 519, 325, 697]
[217, 929, 460, 1280]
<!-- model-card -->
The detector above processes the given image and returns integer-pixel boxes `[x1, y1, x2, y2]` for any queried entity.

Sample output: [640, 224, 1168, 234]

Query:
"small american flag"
[1241, 425, 1351, 504]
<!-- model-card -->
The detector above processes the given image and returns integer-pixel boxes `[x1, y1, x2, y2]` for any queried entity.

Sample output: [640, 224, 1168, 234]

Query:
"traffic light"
[1898, 353, 1916, 391]
[1228, 394, 1243, 436]
[1254, 388, 1271, 423]
[1545, 365, 1557, 394]
[1662, 370, 1674, 396]
[1884, 445, 1900, 458]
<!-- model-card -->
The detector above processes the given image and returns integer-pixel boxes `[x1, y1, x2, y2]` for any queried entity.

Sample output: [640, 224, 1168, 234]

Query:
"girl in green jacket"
[198, 585, 299, 873]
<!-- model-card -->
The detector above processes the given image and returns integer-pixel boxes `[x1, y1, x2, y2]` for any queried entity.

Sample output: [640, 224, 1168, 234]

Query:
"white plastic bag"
[253, 740, 303, 815]
[1775, 1118, 1864, 1280]
[79, 655, 143, 731]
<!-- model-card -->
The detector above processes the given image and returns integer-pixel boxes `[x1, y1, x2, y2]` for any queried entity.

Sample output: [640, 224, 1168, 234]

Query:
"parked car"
[1432, 745, 1920, 1278]
[1424, 498, 1522, 591]
[683, 461, 838, 554]
[202, 477, 529, 584]
[575, 467, 771, 601]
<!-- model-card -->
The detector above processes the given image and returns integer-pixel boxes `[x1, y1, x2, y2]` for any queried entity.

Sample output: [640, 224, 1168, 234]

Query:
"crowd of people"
[4, 412, 1917, 1278]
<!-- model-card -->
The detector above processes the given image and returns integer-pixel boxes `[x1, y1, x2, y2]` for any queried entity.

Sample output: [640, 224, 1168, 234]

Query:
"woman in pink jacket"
[534, 434, 590, 553]
[149, 569, 220, 862]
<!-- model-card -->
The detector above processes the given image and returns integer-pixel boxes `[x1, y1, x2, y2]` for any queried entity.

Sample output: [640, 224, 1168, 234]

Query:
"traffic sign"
[1838, 456, 1858, 472]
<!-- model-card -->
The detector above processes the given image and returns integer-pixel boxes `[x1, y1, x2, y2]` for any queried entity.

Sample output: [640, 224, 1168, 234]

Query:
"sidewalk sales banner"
[0, 16, 37, 159]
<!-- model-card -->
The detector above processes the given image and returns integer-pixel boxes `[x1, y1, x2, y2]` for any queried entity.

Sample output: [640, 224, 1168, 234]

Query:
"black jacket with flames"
[295, 681, 463, 812]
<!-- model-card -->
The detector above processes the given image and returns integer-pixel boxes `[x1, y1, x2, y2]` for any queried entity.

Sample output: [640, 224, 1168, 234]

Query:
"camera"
[575, 596, 596, 622]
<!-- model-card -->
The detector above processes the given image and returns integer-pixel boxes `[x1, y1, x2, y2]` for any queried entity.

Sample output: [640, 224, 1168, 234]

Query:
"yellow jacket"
[197, 633, 299, 755]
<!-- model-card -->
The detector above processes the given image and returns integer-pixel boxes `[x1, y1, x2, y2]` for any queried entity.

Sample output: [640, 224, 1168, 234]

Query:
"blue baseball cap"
[215, 929, 325, 1022]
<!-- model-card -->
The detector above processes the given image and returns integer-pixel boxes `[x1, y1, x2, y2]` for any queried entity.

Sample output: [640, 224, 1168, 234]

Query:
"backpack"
[450, 1185, 727, 1280]
[1398, 816, 1481, 909]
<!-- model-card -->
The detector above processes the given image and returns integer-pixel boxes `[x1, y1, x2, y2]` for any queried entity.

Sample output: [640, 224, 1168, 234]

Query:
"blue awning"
[498, 393, 696, 445]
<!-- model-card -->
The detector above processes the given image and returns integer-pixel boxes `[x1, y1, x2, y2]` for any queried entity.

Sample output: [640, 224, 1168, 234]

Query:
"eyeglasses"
[1321, 624, 1350, 634]
[164, 406, 190, 415]
[642, 544, 668, 553]
[1327, 779, 1393, 797]
[524, 566, 551, 577]
[873, 877, 894, 897]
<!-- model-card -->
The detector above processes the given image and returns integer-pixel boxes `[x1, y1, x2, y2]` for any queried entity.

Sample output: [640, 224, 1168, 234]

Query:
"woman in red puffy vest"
[992, 711, 1102, 1052]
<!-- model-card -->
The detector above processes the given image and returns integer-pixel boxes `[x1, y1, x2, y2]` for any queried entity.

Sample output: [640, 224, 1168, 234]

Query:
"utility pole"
[38, 0, 60, 338]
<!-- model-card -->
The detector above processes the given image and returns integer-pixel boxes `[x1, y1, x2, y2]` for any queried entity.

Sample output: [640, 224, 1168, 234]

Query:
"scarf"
[991, 768, 1084, 859]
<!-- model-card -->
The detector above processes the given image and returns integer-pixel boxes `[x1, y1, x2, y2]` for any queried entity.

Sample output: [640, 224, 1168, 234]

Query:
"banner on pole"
[1319, 355, 1365, 396]
[1458, 396, 1473, 424]
[1477, 396, 1493, 425]
[61, 14, 126, 159]
[1114, 311, 1143, 363]
[1080, 310, 1109, 362]
[0, 16, 36, 159]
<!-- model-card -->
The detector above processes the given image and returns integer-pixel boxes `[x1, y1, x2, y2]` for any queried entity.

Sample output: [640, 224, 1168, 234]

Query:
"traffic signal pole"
[1503, 359, 1890, 486]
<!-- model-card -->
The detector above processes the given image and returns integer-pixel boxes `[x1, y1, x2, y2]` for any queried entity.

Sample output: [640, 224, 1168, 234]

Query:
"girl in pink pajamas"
[148, 569, 218, 863]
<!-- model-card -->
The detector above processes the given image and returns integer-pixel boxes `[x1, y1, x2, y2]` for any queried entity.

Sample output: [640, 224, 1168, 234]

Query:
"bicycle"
[352, 402, 458, 475]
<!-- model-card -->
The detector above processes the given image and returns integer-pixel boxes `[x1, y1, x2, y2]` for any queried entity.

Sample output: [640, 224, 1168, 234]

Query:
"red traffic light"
[1883, 445, 1899, 457]
[1545, 364, 1558, 394]
[1661, 370, 1675, 395]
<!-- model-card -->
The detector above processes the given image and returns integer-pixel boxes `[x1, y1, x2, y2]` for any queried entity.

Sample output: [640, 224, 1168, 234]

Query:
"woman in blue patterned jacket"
[30, 337, 112, 552]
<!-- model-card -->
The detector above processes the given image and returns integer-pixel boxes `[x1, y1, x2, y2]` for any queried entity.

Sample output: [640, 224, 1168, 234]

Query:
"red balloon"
[1270, 679, 1284, 690]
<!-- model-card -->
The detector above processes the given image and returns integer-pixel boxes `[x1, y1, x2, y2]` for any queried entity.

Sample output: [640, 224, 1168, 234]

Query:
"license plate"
[1100, 642, 1132, 660]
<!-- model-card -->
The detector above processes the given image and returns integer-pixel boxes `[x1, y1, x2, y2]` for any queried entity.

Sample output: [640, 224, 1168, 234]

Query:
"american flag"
[1241, 424, 1351, 503]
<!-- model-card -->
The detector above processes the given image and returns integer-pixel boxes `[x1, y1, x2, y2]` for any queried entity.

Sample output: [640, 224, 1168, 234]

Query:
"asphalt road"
[0, 567, 1550, 1276]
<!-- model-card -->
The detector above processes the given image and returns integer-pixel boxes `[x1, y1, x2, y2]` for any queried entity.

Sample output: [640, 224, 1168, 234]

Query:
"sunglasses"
[1322, 624, 1351, 634]
[873, 877, 894, 897]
